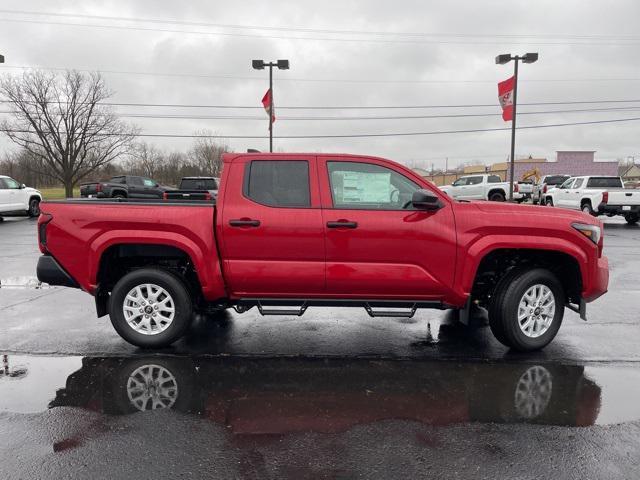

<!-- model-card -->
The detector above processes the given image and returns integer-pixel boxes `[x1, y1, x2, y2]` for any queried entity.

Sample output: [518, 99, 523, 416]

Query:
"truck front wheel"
[489, 268, 564, 351]
[109, 268, 193, 348]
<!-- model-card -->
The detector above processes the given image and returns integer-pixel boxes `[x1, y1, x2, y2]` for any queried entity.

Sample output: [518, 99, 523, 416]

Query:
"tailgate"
[607, 190, 640, 206]
[79, 183, 99, 196]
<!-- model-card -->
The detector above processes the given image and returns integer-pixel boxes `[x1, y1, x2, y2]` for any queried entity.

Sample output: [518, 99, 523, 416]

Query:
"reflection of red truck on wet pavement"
[36, 153, 609, 351]
[50, 357, 602, 430]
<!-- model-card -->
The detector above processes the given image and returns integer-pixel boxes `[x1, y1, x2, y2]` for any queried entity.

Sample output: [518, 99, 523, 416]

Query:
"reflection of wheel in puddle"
[514, 366, 553, 419]
[126, 364, 178, 411]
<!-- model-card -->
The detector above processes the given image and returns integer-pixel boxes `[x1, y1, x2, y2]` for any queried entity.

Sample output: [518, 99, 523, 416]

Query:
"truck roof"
[222, 152, 392, 163]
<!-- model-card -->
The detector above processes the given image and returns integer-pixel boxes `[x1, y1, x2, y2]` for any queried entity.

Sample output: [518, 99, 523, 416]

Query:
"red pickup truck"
[36, 153, 609, 351]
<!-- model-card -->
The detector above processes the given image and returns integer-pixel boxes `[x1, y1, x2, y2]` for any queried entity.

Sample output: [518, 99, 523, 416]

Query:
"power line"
[1, 98, 640, 110]
[3, 106, 640, 121]
[2, 65, 640, 85]
[1, 17, 639, 46]
[1, 10, 638, 43]
[3, 116, 640, 139]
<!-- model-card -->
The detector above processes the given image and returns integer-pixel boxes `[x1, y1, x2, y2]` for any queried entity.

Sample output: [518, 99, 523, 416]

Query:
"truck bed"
[38, 199, 223, 300]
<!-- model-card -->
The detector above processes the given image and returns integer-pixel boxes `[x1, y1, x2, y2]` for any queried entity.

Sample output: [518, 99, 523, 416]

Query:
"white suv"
[0, 175, 42, 220]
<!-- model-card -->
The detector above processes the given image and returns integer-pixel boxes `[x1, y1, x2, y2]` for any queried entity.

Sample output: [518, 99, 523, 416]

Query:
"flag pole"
[269, 64, 273, 153]
[508, 57, 519, 202]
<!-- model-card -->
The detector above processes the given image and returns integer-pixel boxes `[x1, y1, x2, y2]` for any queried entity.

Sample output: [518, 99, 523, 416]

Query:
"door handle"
[229, 219, 261, 227]
[327, 220, 358, 229]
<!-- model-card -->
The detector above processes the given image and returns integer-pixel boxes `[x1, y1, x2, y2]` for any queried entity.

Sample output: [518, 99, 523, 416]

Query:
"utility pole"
[252, 59, 289, 152]
[496, 52, 538, 201]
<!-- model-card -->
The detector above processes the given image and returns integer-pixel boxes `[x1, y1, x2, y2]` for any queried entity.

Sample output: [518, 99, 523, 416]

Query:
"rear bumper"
[36, 255, 79, 288]
[582, 255, 609, 303]
[597, 204, 640, 215]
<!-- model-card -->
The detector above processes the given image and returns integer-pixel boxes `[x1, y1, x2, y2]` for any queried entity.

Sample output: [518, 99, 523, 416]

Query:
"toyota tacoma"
[36, 153, 609, 351]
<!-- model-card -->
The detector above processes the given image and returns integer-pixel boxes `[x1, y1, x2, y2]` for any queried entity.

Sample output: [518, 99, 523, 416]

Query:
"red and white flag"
[261, 88, 275, 124]
[497, 76, 515, 121]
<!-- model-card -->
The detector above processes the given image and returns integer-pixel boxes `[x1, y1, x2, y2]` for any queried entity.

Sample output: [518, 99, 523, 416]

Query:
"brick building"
[503, 151, 618, 182]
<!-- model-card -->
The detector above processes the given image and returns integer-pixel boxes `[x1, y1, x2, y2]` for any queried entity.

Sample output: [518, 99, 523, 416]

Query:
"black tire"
[532, 199, 539, 205]
[109, 268, 193, 348]
[113, 193, 126, 199]
[489, 191, 506, 202]
[545, 197, 554, 207]
[581, 201, 595, 216]
[488, 268, 565, 352]
[625, 213, 639, 225]
[28, 197, 40, 217]
[488, 268, 523, 346]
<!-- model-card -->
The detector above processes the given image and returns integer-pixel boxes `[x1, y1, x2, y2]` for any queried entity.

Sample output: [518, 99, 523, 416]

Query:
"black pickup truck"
[80, 175, 172, 199]
[163, 176, 219, 201]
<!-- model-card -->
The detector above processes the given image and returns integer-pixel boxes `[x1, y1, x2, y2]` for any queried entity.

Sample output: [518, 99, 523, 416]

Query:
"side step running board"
[233, 299, 440, 318]
[364, 303, 417, 318]
[257, 301, 308, 316]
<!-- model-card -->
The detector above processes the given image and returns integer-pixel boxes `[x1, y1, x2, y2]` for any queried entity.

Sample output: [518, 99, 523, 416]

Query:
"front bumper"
[36, 255, 79, 288]
[582, 255, 609, 303]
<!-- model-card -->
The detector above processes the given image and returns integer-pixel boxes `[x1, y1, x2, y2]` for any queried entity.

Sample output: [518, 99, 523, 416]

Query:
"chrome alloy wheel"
[126, 364, 178, 411]
[514, 365, 553, 419]
[123, 283, 175, 335]
[517, 284, 556, 338]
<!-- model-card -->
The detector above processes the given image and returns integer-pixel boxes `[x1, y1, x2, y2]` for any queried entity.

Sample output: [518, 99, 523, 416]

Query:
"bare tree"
[131, 141, 165, 178]
[188, 131, 227, 177]
[0, 70, 138, 197]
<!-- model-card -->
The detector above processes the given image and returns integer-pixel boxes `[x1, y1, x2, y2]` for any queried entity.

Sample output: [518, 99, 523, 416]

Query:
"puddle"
[0, 276, 52, 289]
[2, 354, 640, 429]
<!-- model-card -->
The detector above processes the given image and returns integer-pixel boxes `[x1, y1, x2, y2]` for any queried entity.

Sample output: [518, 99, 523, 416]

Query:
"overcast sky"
[1, 0, 639, 170]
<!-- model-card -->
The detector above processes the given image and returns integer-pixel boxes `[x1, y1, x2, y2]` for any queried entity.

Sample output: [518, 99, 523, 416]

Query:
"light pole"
[252, 59, 289, 152]
[496, 52, 538, 201]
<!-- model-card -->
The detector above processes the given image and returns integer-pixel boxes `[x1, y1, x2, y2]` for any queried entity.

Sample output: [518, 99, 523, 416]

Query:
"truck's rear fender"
[89, 231, 226, 302]
[459, 236, 588, 306]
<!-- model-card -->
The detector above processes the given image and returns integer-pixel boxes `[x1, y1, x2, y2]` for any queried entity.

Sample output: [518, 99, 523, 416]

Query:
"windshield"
[586, 177, 623, 188]
[180, 178, 219, 190]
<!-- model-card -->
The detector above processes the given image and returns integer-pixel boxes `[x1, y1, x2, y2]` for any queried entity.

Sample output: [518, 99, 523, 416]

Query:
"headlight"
[572, 223, 601, 244]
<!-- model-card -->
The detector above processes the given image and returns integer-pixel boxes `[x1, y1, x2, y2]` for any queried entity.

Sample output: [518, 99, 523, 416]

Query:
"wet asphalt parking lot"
[1, 215, 640, 479]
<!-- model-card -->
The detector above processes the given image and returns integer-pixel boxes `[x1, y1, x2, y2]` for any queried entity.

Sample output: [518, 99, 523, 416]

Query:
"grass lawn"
[38, 187, 81, 200]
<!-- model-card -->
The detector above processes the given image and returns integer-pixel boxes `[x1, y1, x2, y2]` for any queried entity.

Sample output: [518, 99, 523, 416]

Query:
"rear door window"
[487, 175, 502, 183]
[244, 160, 310, 207]
[586, 177, 624, 188]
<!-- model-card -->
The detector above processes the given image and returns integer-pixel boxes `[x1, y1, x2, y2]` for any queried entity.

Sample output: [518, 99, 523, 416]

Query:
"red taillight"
[543, 184, 548, 193]
[96, 183, 102, 192]
[162, 192, 168, 200]
[203, 192, 212, 201]
[514, 183, 519, 193]
[602, 191, 609, 204]
[38, 213, 53, 253]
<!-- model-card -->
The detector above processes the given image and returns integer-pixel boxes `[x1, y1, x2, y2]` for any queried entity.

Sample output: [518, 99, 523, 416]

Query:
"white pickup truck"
[0, 175, 42, 220]
[439, 174, 523, 202]
[544, 175, 640, 224]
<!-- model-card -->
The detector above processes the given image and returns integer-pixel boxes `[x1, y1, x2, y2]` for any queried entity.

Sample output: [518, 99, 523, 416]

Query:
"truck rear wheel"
[109, 268, 193, 348]
[489, 191, 506, 202]
[489, 268, 564, 351]
[625, 213, 639, 225]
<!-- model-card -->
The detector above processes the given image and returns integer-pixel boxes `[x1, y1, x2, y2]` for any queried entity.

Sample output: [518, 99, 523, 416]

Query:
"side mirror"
[21, 184, 26, 189]
[412, 189, 443, 211]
